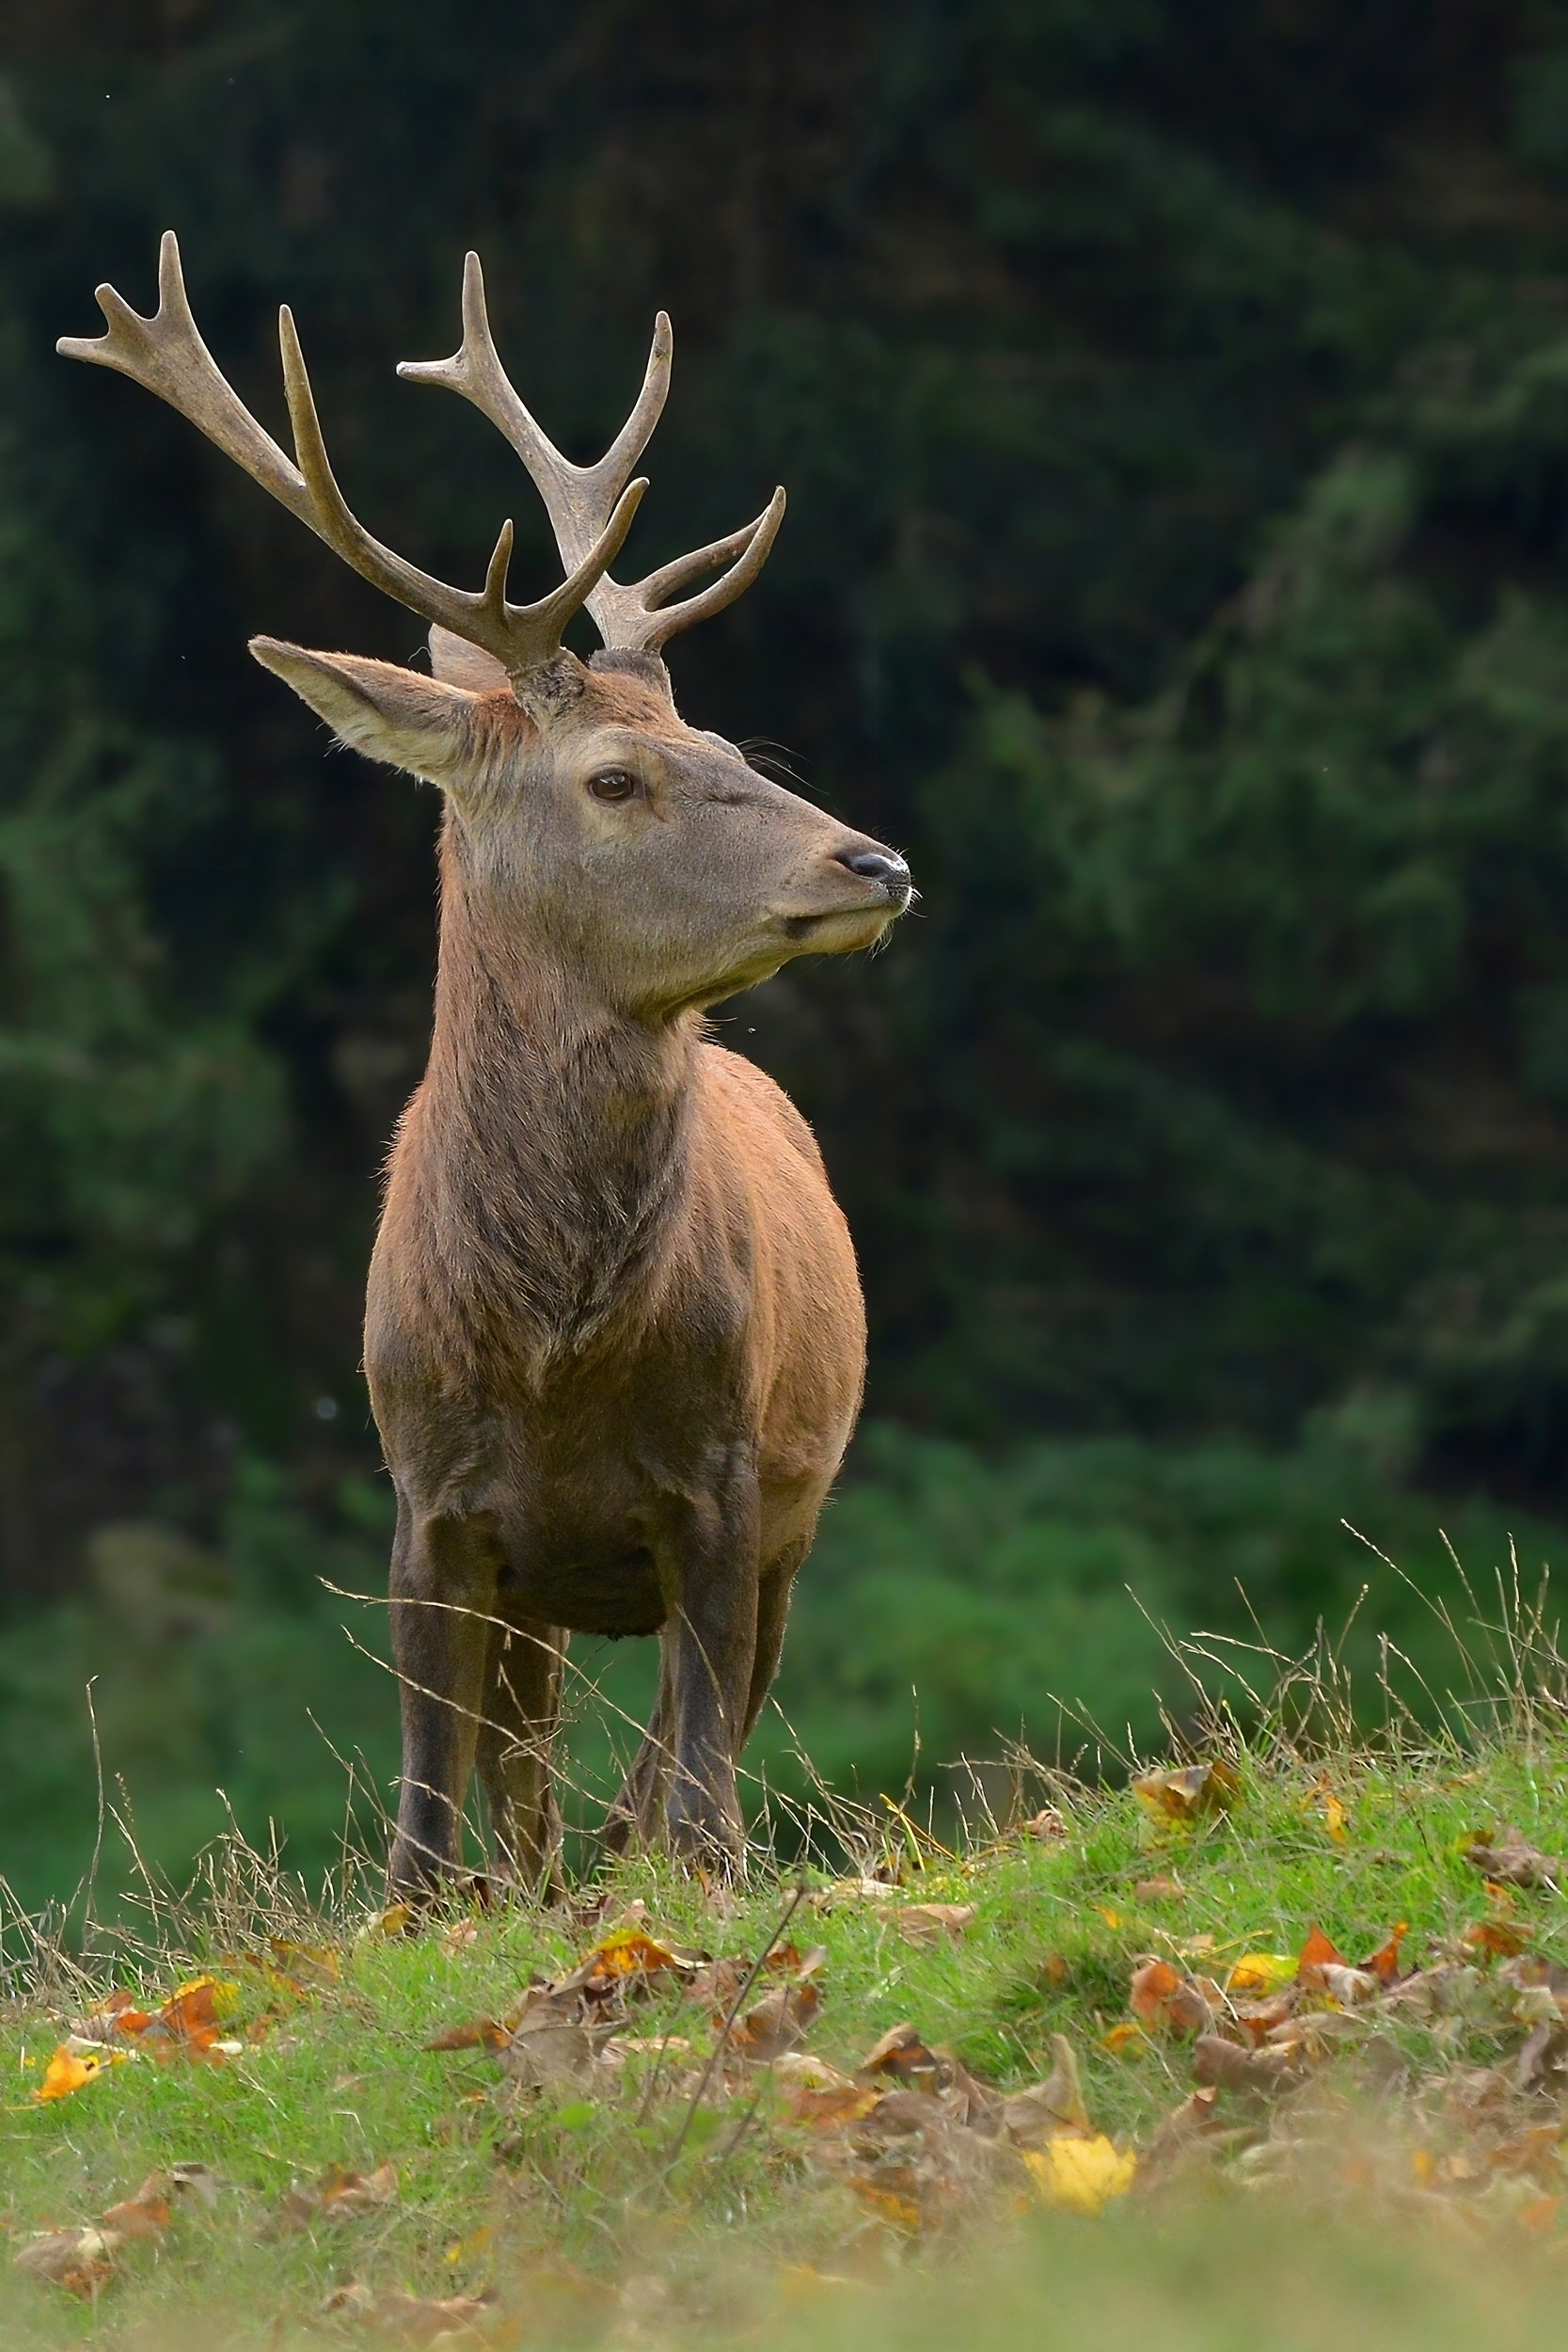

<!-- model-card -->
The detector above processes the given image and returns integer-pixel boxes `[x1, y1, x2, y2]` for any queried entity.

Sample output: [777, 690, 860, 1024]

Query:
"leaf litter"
[17, 1745, 1568, 2328]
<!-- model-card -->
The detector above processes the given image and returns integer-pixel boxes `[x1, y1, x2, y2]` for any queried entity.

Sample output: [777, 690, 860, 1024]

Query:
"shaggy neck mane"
[414, 818, 697, 1373]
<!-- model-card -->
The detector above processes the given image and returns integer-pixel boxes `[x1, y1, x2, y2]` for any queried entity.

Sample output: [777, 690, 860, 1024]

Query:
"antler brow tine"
[56, 230, 640, 677]
[399, 249, 785, 656]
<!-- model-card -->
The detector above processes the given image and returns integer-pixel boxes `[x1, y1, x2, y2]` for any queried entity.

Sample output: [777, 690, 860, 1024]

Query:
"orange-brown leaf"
[424, 2018, 510, 2052]
[1360, 1923, 1408, 1985]
[1463, 1918, 1530, 1960]
[1129, 1960, 1210, 2035]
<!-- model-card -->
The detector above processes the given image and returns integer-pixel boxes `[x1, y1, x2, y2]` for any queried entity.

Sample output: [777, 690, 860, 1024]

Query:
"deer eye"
[587, 768, 640, 803]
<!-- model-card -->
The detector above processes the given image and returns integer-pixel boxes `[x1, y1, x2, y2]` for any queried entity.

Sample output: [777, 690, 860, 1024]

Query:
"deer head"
[59, 238, 911, 1017]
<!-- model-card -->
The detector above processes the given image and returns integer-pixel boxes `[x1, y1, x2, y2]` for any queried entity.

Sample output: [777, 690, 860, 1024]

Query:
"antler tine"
[399, 252, 671, 578]
[629, 488, 787, 653]
[57, 230, 315, 524]
[277, 303, 647, 669]
[401, 253, 784, 658]
[58, 231, 642, 678]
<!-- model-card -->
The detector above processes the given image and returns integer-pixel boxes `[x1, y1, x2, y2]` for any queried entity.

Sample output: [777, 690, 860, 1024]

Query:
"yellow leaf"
[1024, 2136, 1138, 2215]
[1095, 1905, 1122, 1930]
[1132, 1762, 1240, 1826]
[1303, 1774, 1348, 1840]
[375, 1902, 416, 1937]
[1225, 1952, 1298, 1995]
[35, 2045, 125, 2103]
[1101, 2022, 1145, 2054]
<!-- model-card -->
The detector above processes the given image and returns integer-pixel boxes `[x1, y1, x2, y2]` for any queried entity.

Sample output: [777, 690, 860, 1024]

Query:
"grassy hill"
[8, 1609, 1568, 2347]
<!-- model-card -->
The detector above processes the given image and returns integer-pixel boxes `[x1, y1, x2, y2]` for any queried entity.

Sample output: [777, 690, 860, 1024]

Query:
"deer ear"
[249, 638, 499, 783]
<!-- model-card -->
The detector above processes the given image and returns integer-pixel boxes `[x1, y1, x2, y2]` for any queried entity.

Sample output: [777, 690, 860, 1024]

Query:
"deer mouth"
[778, 903, 902, 946]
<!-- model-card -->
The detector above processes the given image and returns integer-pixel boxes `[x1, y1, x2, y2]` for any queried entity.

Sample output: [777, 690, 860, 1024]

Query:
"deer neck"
[420, 823, 697, 1366]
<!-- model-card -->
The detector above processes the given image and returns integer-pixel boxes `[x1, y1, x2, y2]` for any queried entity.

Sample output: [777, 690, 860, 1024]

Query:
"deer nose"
[835, 844, 911, 896]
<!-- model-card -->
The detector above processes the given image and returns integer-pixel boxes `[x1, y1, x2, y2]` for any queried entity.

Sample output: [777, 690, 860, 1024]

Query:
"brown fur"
[250, 635, 911, 1888]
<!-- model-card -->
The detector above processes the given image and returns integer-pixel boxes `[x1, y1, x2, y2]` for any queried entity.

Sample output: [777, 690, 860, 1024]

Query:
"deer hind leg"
[739, 1544, 806, 1748]
[387, 1504, 502, 1899]
[658, 1469, 762, 1873]
[601, 1658, 674, 1856]
[477, 1613, 566, 1900]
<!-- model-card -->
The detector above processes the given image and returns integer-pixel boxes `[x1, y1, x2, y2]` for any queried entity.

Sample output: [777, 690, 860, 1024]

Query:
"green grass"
[8, 1634, 1568, 2347]
[6, 1421, 1568, 1914]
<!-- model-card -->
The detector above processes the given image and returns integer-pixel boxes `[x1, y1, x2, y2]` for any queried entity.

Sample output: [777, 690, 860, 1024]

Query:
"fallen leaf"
[35, 2043, 127, 2103]
[1316, 1963, 1382, 2007]
[1464, 1827, 1563, 1889]
[787, 2084, 885, 2127]
[1101, 2023, 1145, 2055]
[1463, 1918, 1529, 1960]
[1022, 1808, 1068, 1840]
[276, 2162, 398, 2233]
[99, 2176, 170, 2240]
[375, 1902, 417, 1937]
[573, 1926, 697, 1986]
[1132, 1761, 1240, 1826]
[1360, 1923, 1408, 1986]
[1293, 1925, 1347, 1990]
[771, 2052, 854, 2093]
[1226, 1953, 1298, 1996]
[169, 2162, 222, 2208]
[847, 2181, 923, 2232]
[1023, 2135, 1137, 2215]
[13, 2225, 120, 2297]
[1133, 1876, 1184, 1902]
[1303, 1773, 1349, 1841]
[732, 1980, 820, 2061]
[499, 2007, 612, 2092]
[84, 1990, 153, 2038]
[1141, 2084, 1222, 2173]
[1129, 1960, 1212, 2035]
[895, 1904, 977, 1947]
[1518, 2022, 1568, 2096]
[424, 2017, 511, 2052]
[1192, 2034, 1301, 2094]
[857, 2023, 942, 2091]
[1002, 2034, 1090, 2145]
[319, 2282, 495, 2342]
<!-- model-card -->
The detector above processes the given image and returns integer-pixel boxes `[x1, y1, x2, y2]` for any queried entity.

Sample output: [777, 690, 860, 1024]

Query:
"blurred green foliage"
[10, 5, 1568, 1882]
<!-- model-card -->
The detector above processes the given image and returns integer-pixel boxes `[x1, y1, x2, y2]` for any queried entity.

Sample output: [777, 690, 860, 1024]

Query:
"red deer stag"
[60, 236, 911, 1893]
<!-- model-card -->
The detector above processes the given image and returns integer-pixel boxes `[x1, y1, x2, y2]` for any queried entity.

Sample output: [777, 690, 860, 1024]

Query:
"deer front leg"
[477, 1613, 566, 1899]
[387, 1504, 501, 1899]
[657, 1470, 761, 1871]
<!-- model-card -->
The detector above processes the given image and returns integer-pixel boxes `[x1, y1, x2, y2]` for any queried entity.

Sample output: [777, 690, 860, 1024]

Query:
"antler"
[398, 251, 785, 657]
[56, 231, 645, 680]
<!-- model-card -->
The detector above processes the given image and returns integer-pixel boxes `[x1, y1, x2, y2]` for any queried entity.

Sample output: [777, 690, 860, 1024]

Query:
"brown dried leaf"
[1464, 1827, 1563, 1889]
[1133, 1875, 1184, 1902]
[732, 1979, 821, 2061]
[320, 2281, 496, 2342]
[895, 1904, 977, 1947]
[1463, 1917, 1530, 1960]
[857, 2023, 943, 2090]
[13, 2225, 121, 2297]
[276, 2161, 398, 2233]
[1192, 2034, 1301, 2094]
[1001, 2033, 1090, 2147]
[99, 2176, 170, 2241]
[1518, 2021, 1568, 2096]
[423, 2017, 511, 2053]
[1129, 1959, 1212, 2035]
[1359, 1923, 1409, 1986]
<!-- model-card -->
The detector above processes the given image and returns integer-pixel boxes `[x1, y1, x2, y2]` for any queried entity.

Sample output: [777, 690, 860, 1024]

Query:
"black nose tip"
[836, 845, 911, 892]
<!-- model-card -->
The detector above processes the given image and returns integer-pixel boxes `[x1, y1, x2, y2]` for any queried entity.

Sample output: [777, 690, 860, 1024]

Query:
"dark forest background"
[8, 0, 1568, 1900]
